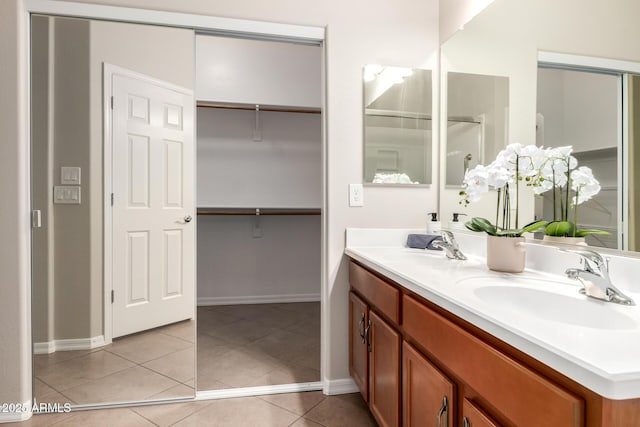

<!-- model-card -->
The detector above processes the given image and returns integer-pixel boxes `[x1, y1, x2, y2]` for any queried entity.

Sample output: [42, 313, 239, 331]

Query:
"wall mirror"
[439, 0, 640, 253]
[30, 14, 196, 407]
[363, 66, 433, 185]
[445, 71, 509, 187]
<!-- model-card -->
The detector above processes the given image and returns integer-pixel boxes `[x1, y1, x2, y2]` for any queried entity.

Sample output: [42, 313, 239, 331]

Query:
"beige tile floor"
[197, 302, 321, 390]
[26, 303, 332, 425]
[7, 392, 377, 426]
[33, 303, 320, 404]
[34, 320, 196, 406]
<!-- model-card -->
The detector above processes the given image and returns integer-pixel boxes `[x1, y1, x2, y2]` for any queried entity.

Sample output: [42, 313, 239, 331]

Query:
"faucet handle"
[560, 248, 607, 273]
[441, 230, 456, 244]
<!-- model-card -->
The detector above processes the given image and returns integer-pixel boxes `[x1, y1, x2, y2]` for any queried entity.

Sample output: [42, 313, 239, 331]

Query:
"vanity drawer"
[349, 261, 400, 324]
[402, 294, 583, 427]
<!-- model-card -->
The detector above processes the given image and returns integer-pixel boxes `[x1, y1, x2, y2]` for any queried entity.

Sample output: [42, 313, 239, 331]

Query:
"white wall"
[439, 0, 495, 43]
[196, 35, 321, 108]
[1, 0, 439, 407]
[197, 108, 322, 208]
[197, 215, 320, 304]
[537, 68, 618, 153]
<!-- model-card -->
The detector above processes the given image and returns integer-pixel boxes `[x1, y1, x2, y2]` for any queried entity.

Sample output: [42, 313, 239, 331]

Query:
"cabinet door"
[369, 310, 401, 427]
[349, 291, 369, 400]
[461, 399, 499, 427]
[403, 342, 455, 427]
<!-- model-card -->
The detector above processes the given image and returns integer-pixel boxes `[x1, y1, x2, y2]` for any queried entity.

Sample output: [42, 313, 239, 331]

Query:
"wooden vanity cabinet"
[349, 291, 369, 400]
[348, 260, 628, 427]
[369, 310, 401, 427]
[349, 261, 401, 427]
[349, 291, 401, 427]
[461, 399, 500, 427]
[403, 341, 456, 427]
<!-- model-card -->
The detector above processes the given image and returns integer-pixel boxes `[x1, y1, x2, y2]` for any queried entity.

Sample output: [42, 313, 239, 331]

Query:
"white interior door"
[110, 67, 194, 338]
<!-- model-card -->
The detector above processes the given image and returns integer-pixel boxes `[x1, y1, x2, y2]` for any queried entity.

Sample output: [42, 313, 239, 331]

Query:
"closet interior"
[194, 34, 322, 390]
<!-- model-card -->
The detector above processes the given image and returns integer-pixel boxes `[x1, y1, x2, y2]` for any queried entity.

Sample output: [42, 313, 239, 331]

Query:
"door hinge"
[111, 290, 114, 303]
[111, 193, 114, 206]
[110, 96, 114, 109]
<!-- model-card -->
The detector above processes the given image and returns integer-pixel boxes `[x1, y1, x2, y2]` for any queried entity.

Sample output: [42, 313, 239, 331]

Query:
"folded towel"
[406, 234, 443, 251]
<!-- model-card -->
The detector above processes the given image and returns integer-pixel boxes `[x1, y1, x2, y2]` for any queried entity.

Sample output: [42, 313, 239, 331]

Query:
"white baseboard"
[323, 378, 359, 395]
[33, 335, 106, 355]
[0, 400, 31, 424]
[197, 293, 320, 306]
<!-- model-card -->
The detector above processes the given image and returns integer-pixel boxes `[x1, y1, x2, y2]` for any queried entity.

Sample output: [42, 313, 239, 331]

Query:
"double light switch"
[54, 167, 81, 204]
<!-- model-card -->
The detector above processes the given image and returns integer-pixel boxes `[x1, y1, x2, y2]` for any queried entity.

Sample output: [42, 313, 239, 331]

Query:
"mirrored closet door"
[195, 35, 322, 391]
[30, 14, 196, 406]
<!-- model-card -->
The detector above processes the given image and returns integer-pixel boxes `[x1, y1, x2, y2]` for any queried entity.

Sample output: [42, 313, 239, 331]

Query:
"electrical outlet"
[349, 183, 364, 207]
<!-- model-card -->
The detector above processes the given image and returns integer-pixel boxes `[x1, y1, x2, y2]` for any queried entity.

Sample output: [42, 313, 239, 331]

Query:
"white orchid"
[571, 166, 601, 205]
[460, 142, 605, 238]
[460, 143, 549, 235]
[461, 164, 490, 203]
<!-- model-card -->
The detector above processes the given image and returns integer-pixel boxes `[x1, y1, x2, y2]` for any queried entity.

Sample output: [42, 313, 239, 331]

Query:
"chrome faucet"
[432, 231, 467, 260]
[562, 248, 635, 305]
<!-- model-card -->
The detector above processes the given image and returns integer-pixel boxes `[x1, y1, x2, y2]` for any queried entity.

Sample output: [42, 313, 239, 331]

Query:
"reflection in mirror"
[536, 66, 620, 248]
[439, 0, 640, 254]
[445, 71, 509, 186]
[30, 15, 195, 407]
[363, 66, 432, 185]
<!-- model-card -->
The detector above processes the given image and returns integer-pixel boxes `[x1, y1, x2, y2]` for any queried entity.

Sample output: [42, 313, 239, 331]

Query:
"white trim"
[621, 75, 628, 250]
[323, 378, 359, 395]
[0, 401, 32, 423]
[33, 335, 106, 355]
[319, 39, 329, 408]
[25, 0, 324, 43]
[197, 293, 320, 306]
[196, 382, 323, 401]
[538, 51, 640, 74]
[103, 63, 113, 348]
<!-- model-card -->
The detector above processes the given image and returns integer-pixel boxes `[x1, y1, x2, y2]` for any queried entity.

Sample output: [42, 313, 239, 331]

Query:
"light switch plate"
[61, 167, 81, 185]
[54, 186, 81, 204]
[349, 183, 364, 207]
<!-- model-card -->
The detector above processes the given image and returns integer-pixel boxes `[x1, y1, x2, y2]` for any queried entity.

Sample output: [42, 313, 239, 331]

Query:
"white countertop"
[345, 228, 640, 400]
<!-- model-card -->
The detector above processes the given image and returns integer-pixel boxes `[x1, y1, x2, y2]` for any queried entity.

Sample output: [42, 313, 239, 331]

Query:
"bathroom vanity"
[345, 229, 640, 427]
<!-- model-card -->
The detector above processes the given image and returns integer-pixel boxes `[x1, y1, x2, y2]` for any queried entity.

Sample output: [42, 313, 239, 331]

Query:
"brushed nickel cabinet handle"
[436, 396, 448, 427]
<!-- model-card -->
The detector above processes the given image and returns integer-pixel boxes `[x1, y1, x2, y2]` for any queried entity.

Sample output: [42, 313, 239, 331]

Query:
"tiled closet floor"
[196, 302, 321, 390]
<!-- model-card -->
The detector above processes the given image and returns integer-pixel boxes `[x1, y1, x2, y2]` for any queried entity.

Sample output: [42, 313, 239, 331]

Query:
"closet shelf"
[197, 101, 321, 115]
[197, 207, 321, 216]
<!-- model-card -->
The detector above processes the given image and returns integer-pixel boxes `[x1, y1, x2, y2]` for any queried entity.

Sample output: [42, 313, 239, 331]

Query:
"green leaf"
[544, 221, 576, 237]
[465, 217, 498, 235]
[520, 220, 548, 235]
[575, 229, 610, 237]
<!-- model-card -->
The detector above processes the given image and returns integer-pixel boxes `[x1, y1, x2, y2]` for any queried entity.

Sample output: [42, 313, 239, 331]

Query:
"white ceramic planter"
[541, 235, 588, 246]
[486, 235, 526, 273]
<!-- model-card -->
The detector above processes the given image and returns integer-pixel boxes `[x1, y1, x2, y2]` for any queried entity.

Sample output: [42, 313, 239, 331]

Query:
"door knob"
[184, 215, 192, 223]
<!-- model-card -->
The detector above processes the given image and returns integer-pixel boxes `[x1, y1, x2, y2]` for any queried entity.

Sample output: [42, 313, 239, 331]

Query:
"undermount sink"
[457, 276, 637, 330]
